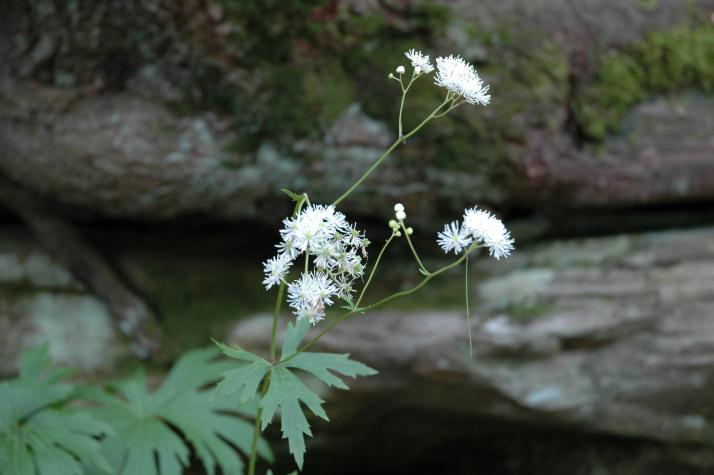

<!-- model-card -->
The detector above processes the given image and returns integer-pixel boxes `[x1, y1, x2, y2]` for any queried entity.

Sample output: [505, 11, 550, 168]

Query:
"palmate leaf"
[213, 341, 271, 405]
[90, 347, 273, 475]
[260, 366, 327, 469]
[215, 319, 377, 470]
[0, 345, 112, 475]
[283, 352, 377, 390]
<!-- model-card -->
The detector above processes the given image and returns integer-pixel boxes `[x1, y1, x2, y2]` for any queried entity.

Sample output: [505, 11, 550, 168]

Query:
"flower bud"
[396, 211, 406, 221]
[394, 203, 405, 213]
[388, 219, 398, 229]
[406, 227, 414, 235]
[396, 65, 406, 74]
[414, 66, 422, 75]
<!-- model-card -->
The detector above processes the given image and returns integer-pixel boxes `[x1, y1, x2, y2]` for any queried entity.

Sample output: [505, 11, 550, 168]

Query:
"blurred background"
[1, 0, 714, 473]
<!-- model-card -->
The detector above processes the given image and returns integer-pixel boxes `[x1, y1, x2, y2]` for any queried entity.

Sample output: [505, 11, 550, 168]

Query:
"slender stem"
[269, 282, 285, 362]
[248, 200, 298, 473]
[286, 242, 480, 359]
[247, 375, 271, 475]
[397, 73, 417, 141]
[355, 232, 396, 308]
[465, 255, 472, 357]
[332, 97, 451, 207]
[400, 221, 429, 274]
[398, 82, 406, 139]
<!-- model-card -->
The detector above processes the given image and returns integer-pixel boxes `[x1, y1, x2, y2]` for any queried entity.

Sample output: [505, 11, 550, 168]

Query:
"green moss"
[173, 0, 453, 153]
[573, 24, 714, 141]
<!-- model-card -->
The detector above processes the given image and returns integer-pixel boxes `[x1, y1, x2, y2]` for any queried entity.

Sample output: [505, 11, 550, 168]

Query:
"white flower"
[287, 272, 320, 311]
[262, 253, 292, 289]
[311, 271, 338, 306]
[296, 305, 325, 325]
[436, 221, 473, 254]
[287, 271, 338, 325]
[335, 275, 356, 300]
[405, 49, 434, 74]
[344, 223, 366, 247]
[434, 55, 490, 105]
[394, 203, 405, 213]
[312, 240, 337, 270]
[463, 207, 515, 260]
[280, 204, 348, 253]
[271, 203, 369, 323]
[275, 238, 299, 260]
[396, 65, 406, 74]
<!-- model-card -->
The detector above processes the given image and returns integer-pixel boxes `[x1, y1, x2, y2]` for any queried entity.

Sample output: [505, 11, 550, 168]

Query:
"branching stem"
[283, 242, 481, 361]
[332, 96, 451, 207]
[400, 221, 429, 274]
[355, 232, 397, 308]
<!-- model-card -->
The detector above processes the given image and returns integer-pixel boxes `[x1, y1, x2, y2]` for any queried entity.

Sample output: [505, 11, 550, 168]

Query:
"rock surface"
[1, 1, 713, 227]
[232, 226, 714, 474]
[0, 230, 127, 374]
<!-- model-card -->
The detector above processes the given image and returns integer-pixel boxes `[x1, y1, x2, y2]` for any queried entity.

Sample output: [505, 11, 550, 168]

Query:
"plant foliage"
[215, 318, 377, 469]
[88, 348, 273, 475]
[0, 345, 112, 475]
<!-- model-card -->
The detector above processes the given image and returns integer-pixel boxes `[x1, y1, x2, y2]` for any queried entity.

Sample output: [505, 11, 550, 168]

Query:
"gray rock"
[232, 226, 714, 474]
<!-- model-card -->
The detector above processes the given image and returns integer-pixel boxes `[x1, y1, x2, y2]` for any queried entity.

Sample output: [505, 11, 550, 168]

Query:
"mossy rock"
[573, 23, 714, 141]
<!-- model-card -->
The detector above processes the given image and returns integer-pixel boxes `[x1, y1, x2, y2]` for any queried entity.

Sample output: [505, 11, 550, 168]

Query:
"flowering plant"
[214, 50, 513, 474]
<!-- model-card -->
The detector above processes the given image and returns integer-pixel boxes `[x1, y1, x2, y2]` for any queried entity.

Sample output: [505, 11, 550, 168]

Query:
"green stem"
[287, 242, 480, 359]
[269, 282, 285, 362]
[355, 232, 396, 308]
[397, 73, 416, 141]
[247, 375, 271, 475]
[400, 221, 429, 274]
[465, 255, 472, 357]
[332, 97, 451, 207]
[248, 200, 298, 474]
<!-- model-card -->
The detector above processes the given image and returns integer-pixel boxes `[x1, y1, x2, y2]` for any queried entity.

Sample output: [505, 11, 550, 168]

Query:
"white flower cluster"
[405, 49, 434, 74]
[437, 207, 514, 259]
[263, 204, 368, 324]
[434, 55, 490, 105]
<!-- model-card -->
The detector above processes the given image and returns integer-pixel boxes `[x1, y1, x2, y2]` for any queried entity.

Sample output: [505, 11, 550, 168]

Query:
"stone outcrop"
[232, 226, 714, 474]
[1, 1, 713, 227]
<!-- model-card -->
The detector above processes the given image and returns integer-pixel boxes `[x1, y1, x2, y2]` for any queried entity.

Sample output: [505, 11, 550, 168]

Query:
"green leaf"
[213, 339, 269, 364]
[18, 344, 51, 381]
[217, 322, 376, 471]
[93, 347, 273, 475]
[281, 188, 304, 202]
[215, 361, 271, 404]
[280, 318, 311, 360]
[284, 353, 377, 390]
[260, 367, 328, 469]
[0, 345, 112, 475]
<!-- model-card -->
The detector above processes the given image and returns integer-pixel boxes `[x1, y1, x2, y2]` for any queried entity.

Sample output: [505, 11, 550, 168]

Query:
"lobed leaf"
[284, 352, 377, 390]
[213, 339, 269, 364]
[93, 347, 272, 475]
[0, 345, 112, 475]
[215, 361, 271, 405]
[280, 318, 311, 360]
[260, 367, 328, 469]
